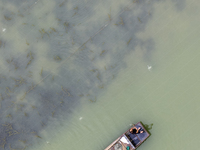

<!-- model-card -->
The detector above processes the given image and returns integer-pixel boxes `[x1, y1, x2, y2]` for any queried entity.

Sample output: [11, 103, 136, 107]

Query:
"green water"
[1, 0, 200, 150]
[35, 1, 200, 150]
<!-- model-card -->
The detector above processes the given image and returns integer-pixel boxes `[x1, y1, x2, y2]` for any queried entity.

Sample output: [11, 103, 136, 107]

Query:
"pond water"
[0, 0, 200, 150]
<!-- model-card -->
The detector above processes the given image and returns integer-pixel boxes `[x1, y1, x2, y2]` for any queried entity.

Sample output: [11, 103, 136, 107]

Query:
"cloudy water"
[0, 0, 200, 150]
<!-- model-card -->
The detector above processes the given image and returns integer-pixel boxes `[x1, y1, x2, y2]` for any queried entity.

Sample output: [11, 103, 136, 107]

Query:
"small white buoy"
[2, 28, 6, 32]
[46, 141, 49, 144]
[147, 65, 152, 71]
[79, 117, 83, 120]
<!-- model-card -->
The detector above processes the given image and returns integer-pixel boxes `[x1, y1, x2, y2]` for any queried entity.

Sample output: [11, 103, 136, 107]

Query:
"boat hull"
[105, 122, 150, 150]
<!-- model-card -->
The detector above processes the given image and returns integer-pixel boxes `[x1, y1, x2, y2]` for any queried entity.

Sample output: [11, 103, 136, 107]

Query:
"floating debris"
[20, 92, 27, 101]
[41, 122, 45, 127]
[115, 17, 124, 25]
[0, 94, 4, 101]
[0, 137, 6, 149]
[108, 13, 111, 21]
[6, 114, 12, 119]
[96, 73, 100, 80]
[120, 17, 124, 25]
[54, 56, 62, 61]
[80, 44, 86, 51]
[35, 135, 42, 139]
[12, 76, 26, 87]
[52, 75, 55, 81]
[40, 67, 43, 76]
[6, 58, 13, 64]
[74, 6, 78, 10]
[26, 51, 34, 69]
[61, 86, 72, 97]
[89, 97, 97, 102]
[59, 1, 65, 7]
[18, 140, 27, 144]
[39, 28, 49, 38]
[138, 17, 142, 23]
[64, 22, 69, 28]
[50, 27, 56, 32]
[24, 112, 28, 117]
[72, 38, 75, 45]
[90, 69, 97, 72]
[127, 38, 132, 45]
[52, 111, 55, 117]
[26, 40, 29, 45]
[100, 50, 106, 56]
[98, 85, 104, 89]
[31, 105, 36, 109]
[6, 87, 13, 93]
[72, 12, 77, 17]
[79, 94, 84, 97]
[4, 16, 11, 21]
[28, 71, 33, 78]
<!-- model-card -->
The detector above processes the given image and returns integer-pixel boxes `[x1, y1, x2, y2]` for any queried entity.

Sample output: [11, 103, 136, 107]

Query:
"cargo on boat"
[105, 122, 150, 150]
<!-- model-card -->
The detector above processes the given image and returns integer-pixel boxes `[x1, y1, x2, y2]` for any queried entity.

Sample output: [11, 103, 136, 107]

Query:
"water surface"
[0, 0, 200, 150]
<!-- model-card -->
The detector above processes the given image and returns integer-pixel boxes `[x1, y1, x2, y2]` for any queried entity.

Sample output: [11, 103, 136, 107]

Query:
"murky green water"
[0, 0, 200, 149]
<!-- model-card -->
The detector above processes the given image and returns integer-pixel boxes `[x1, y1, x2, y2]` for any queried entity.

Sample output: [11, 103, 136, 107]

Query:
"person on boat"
[129, 126, 143, 134]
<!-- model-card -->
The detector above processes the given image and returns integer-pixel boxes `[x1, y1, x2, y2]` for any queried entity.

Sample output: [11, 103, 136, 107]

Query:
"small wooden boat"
[105, 122, 150, 150]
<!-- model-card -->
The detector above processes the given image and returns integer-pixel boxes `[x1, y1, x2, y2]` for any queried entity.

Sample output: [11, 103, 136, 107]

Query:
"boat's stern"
[105, 135, 136, 150]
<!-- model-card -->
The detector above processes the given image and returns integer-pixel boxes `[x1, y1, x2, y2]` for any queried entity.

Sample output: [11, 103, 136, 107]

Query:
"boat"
[104, 122, 150, 150]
